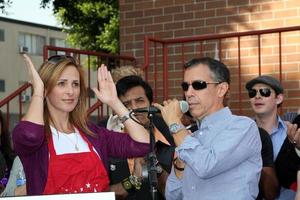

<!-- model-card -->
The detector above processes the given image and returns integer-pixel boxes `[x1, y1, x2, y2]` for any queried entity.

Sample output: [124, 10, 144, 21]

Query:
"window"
[0, 29, 4, 42]
[0, 80, 5, 92]
[50, 37, 67, 47]
[49, 37, 68, 56]
[18, 33, 46, 55]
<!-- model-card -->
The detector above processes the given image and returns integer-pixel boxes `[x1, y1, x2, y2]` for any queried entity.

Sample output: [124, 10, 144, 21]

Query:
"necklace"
[54, 126, 79, 152]
[62, 132, 79, 151]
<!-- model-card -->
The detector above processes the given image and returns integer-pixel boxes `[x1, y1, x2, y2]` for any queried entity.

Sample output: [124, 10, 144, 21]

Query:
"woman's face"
[46, 65, 81, 115]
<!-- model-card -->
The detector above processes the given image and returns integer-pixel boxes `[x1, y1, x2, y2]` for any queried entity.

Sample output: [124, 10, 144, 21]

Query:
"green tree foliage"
[50, 0, 119, 53]
[1, 0, 119, 53]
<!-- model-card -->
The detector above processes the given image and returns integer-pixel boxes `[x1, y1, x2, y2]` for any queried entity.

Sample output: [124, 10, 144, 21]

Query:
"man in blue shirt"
[246, 75, 300, 199]
[155, 57, 262, 200]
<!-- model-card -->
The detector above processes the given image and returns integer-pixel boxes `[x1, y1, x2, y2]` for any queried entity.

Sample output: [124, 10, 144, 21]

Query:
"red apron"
[43, 130, 109, 194]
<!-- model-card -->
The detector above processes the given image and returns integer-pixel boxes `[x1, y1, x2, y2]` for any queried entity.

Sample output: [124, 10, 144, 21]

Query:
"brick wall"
[119, 0, 300, 116]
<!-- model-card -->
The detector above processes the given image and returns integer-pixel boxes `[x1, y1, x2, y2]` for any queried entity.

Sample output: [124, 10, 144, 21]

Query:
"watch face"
[169, 123, 184, 133]
[122, 180, 132, 190]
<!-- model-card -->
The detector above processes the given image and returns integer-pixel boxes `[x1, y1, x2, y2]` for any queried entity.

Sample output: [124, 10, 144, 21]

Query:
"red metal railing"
[142, 26, 300, 115]
[0, 46, 136, 131]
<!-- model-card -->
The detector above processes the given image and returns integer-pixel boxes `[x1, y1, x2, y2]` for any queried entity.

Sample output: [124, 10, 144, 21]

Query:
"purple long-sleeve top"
[12, 121, 149, 195]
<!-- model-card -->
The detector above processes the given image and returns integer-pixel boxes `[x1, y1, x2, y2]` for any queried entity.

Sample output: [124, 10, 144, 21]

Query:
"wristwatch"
[118, 111, 131, 123]
[169, 123, 185, 134]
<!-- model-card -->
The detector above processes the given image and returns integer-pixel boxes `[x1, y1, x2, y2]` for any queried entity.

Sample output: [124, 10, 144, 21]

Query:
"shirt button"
[191, 186, 195, 190]
[199, 132, 203, 135]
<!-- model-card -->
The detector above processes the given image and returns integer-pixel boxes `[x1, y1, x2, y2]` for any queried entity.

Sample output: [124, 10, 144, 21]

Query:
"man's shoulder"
[230, 114, 256, 126]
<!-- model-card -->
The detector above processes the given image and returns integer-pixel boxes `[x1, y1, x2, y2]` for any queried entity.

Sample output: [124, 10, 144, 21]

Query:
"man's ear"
[218, 82, 229, 98]
[276, 93, 284, 105]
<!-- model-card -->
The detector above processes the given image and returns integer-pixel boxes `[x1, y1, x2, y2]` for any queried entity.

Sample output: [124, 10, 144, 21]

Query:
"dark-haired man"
[246, 75, 300, 199]
[109, 75, 176, 200]
[156, 57, 262, 200]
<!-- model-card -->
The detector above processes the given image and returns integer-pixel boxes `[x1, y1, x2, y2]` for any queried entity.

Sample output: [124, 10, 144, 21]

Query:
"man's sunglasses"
[248, 88, 272, 98]
[47, 55, 77, 65]
[181, 80, 220, 91]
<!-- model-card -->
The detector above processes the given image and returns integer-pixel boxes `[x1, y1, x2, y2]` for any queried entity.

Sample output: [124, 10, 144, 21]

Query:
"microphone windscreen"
[179, 100, 189, 113]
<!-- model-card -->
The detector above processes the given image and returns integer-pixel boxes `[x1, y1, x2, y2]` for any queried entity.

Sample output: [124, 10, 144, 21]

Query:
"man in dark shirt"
[108, 75, 176, 200]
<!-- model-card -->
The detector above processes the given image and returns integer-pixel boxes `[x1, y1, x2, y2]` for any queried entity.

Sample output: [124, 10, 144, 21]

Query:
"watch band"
[173, 157, 184, 171]
[119, 111, 131, 123]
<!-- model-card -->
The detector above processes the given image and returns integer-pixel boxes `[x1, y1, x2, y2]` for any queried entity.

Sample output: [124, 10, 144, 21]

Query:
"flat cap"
[245, 75, 283, 94]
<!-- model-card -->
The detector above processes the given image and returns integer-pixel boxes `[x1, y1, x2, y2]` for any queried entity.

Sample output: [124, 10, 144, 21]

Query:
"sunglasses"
[47, 55, 77, 65]
[181, 80, 220, 91]
[248, 88, 272, 98]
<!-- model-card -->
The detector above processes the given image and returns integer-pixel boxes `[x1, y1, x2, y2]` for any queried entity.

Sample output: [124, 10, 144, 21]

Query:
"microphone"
[132, 100, 189, 114]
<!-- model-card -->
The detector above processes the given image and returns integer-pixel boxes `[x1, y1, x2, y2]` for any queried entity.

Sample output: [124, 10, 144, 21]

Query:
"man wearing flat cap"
[246, 75, 300, 200]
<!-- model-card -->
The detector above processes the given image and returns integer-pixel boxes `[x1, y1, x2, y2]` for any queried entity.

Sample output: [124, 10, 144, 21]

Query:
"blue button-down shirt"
[165, 107, 262, 200]
[270, 116, 287, 160]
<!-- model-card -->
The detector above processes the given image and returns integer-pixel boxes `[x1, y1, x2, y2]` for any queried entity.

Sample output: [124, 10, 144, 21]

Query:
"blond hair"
[39, 59, 94, 139]
[111, 65, 141, 83]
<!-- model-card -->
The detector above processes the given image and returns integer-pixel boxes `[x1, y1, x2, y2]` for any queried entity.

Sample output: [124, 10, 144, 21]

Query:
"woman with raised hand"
[12, 54, 149, 195]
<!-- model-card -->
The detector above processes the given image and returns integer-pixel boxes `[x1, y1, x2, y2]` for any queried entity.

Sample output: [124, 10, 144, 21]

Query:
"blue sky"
[0, 0, 60, 27]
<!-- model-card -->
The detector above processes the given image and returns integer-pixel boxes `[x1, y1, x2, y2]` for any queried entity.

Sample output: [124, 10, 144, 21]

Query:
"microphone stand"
[146, 112, 159, 200]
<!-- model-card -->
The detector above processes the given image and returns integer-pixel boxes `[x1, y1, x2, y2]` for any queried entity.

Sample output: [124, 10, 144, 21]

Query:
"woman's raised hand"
[92, 65, 118, 107]
[22, 54, 44, 94]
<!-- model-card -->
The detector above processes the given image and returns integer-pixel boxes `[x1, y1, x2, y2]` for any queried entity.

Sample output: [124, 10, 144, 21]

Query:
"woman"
[12, 54, 149, 195]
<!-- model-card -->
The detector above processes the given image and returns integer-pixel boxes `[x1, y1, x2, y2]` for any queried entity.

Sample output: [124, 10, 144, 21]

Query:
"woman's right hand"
[22, 54, 44, 94]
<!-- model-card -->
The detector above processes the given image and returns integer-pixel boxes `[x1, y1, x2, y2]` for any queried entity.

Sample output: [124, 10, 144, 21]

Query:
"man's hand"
[286, 121, 300, 148]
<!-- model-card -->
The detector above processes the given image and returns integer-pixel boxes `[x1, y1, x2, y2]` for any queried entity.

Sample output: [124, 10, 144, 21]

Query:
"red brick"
[135, 17, 153, 26]
[275, 9, 298, 18]
[285, 0, 300, 8]
[284, 99, 300, 107]
[284, 54, 300, 62]
[164, 22, 183, 30]
[174, 0, 193, 5]
[238, 5, 261, 14]
[125, 11, 143, 18]
[184, 3, 204, 11]
[216, 7, 238, 16]
[287, 90, 300, 98]
[261, 20, 284, 29]
[120, 19, 134, 27]
[261, 2, 284, 11]
[250, 0, 273, 4]
[286, 72, 300, 80]
[154, 0, 174, 7]
[229, 0, 250, 6]
[195, 26, 216, 36]
[228, 14, 250, 24]
[185, 19, 204, 28]
[206, 17, 227, 26]
[174, 12, 194, 21]
[145, 24, 164, 32]
[120, 4, 134, 12]
[251, 12, 273, 21]
[135, 2, 154, 10]
[144, 8, 163, 16]
[205, 0, 226, 9]
[154, 15, 173, 23]
[237, 22, 261, 31]
[164, 6, 183, 14]
[285, 18, 300, 26]
[174, 29, 194, 37]
[125, 26, 144, 34]
[195, 10, 215, 18]
[216, 24, 238, 33]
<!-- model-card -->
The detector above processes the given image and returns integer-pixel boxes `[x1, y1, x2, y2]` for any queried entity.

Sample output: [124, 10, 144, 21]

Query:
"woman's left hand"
[92, 65, 118, 107]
